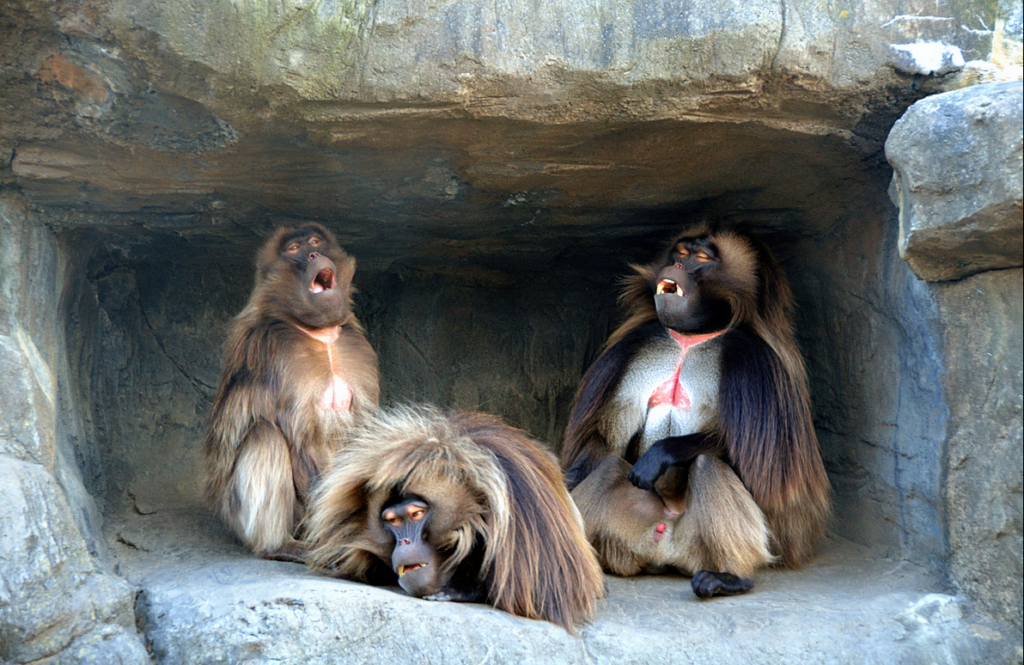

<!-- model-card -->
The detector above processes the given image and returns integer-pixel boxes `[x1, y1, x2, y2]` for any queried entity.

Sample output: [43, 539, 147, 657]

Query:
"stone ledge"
[106, 509, 1020, 665]
[886, 81, 1024, 282]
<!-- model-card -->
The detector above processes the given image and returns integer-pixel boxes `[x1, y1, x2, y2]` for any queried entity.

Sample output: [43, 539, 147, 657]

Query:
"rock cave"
[1, 0, 1021, 663]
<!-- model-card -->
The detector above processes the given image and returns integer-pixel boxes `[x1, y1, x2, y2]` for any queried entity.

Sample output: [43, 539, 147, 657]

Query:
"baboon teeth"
[656, 279, 684, 296]
[397, 563, 426, 577]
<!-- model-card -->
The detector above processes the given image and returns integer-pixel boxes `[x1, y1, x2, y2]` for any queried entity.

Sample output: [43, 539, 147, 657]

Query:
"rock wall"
[938, 268, 1023, 633]
[887, 81, 1024, 632]
[792, 195, 952, 570]
[0, 194, 149, 664]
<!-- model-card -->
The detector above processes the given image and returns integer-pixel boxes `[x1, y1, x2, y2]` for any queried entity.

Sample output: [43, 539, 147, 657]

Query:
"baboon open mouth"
[397, 563, 427, 577]
[310, 269, 336, 294]
[656, 279, 684, 296]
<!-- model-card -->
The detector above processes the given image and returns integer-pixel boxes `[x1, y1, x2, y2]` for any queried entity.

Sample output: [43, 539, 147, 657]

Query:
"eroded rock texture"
[0, 0, 1021, 662]
[887, 81, 1023, 281]
[886, 81, 1023, 632]
[0, 195, 149, 664]
[938, 270, 1023, 633]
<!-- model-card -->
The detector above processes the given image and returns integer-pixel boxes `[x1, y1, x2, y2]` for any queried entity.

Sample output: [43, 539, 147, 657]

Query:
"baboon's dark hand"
[628, 450, 670, 490]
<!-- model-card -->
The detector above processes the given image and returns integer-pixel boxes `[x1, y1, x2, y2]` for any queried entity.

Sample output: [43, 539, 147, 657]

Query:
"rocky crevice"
[1, 0, 1021, 662]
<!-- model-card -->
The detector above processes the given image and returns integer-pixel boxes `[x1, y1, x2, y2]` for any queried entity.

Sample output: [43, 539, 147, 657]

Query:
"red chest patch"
[647, 330, 724, 410]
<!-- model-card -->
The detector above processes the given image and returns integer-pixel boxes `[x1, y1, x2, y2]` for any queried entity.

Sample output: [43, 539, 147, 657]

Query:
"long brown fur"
[204, 224, 379, 556]
[305, 406, 605, 632]
[573, 455, 775, 578]
[562, 222, 830, 571]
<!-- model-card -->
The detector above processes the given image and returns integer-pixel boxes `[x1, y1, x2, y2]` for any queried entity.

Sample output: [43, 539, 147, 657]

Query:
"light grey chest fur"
[603, 334, 723, 456]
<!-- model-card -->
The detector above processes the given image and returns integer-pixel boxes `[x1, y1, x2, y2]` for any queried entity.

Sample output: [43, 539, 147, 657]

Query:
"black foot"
[691, 571, 753, 598]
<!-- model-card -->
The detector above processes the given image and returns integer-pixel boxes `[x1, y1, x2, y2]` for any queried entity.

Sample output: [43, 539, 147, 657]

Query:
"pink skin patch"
[647, 330, 725, 409]
[321, 375, 353, 411]
[653, 522, 667, 542]
[294, 324, 353, 412]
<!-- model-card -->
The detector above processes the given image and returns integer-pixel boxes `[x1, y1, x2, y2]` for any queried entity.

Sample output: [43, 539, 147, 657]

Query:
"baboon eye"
[695, 251, 713, 263]
[675, 244, 689, 258]
[285, 242, 301, 253]
[408, 507, 426, 521]
[308, 237, 321, 246]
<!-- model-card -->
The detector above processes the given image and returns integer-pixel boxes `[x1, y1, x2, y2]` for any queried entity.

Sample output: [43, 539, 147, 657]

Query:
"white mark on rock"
[901, 593, 962, 628]
[890, 42, 965, 75]
[287, 49, 307, 70]
[16, 326, 55, 407]
[881, 15, 954, 29]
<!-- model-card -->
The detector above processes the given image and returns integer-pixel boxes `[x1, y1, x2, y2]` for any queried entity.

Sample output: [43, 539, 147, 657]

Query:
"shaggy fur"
[305, 406, 605, 632]
[573, 456, 774, 578]
[204, 224, 379, 557]
[562, 222, 831, 578]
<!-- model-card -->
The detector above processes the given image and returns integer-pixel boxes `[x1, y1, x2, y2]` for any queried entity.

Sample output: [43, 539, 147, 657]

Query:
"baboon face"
[261, 224, 356, 329]
[376, 479, 481, 599]
[380, 497, 443, 597]
[653, 237, 732, 334]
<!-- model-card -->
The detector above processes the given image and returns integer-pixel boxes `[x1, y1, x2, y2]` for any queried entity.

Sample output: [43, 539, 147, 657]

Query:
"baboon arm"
[562, 322, 665, 490]
[627, 433, 724, 490]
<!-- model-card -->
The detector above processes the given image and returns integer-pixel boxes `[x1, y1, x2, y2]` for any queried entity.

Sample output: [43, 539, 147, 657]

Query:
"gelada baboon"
[305, 406, 605, 632]
[204, 224, 379, 559]
[562, 222, 830, 598]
